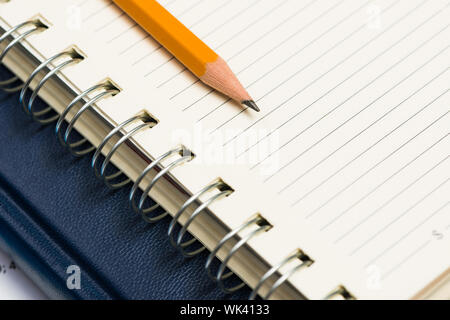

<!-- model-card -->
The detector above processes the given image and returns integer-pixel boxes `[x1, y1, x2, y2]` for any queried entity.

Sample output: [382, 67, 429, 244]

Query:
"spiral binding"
[20, 49, 84, 124]
[205, 216, 260, 288]
[249, 249, 313, 300]
[130, 145, 195, 223]
[0, 19, 47, 92]
[92, 111, 157, 189]
[56, 81, 120, 156]
[167, 179, 233, 258]
[323, 285, 356, 300]
[0, 16, 348, 300]
[205, 215, 272, 294]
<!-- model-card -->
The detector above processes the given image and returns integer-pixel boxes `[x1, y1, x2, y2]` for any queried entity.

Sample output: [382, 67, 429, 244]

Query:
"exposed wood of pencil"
[112, 0, 259, 111]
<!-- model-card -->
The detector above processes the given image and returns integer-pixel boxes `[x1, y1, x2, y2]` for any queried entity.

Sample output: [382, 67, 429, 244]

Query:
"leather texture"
[0, 66, 250, 300]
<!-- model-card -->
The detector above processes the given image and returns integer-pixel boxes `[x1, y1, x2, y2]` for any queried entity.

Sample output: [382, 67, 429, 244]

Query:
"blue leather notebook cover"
[0, 66, 249, 299]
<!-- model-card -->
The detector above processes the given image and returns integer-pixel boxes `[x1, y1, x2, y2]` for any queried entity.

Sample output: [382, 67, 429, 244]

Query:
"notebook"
[0, 76, 250, 300]
[1, 0, 449, 299]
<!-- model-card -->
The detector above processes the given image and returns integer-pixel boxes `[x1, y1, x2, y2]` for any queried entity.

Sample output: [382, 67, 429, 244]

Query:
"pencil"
[112, 0, 259, 112]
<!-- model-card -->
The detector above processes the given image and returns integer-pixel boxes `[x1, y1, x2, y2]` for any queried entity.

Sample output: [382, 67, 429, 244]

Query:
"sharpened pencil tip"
[242, 100, 260, 112]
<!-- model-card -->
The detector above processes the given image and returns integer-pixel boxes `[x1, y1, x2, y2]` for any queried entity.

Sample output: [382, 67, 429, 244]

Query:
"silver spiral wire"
[210, 216, 271, 294]
[55, 83, 110, 152]
[99, 121, 150, 188]
[55, 83, 115, 156]
[176, 189, 232, 258]
[249, 249, 313, 300]
[0, 20, 47, 92]
[130, 146, 185, 219]
[58, 86, 119, 157]
[132, 146, 194, 223]
[19, 50, 83, 123]
[216, 226, 269, 294]
[205, 216, 261, 284]
[169, 181, 233, 258]
[323, 286, 355, 300]
[92, 114, 143, 189]
[94, 115, 155, 189]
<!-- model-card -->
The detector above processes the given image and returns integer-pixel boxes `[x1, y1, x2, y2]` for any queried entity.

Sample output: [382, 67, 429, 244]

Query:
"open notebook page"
[7, 0, 448, 298]
[75, 0, 450, 299]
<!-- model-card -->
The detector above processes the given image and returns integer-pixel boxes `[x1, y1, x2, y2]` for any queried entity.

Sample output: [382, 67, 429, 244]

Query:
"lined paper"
[53, 0, 450, 298]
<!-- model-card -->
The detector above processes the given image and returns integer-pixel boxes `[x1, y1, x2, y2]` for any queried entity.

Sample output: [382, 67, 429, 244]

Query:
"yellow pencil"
[112, 0, 259, 112]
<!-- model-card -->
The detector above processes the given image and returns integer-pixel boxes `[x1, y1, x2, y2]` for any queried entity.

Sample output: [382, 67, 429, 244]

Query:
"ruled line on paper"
[255, 42, 449, 182]
[305, 106, 449, 221]
[245, 1, 388, 89]
[166, 3, 339, 98]
[130, 0, 236, 68]
[169, 79, 200, 100]
[227, 0, 318, 62]
[218, 1, 398, 146]
[142, 1, 236, 78]
[293, 69, 449, 205]
[170, 0, 292, 102]
[220, 0, 422, 146]
[164, 0, 178, 7]
[365, 201, 450, 268]
[145, 57, 175, 77]
[131, 45, 163, 66]
[157, 0, 312, 89]
[142, 0, 237, 78]
[164, 1, 294, 100]
[212, 1, 289, 53]
[188, 0, 364, 114]
[65, 0, 450, 297]
[83, 1, 114, 22]
[119, 35, 150, 56]
[188, 0, 232, 30]
[202, 0, 264, 40]
[171, 0, 317, 89]
[295, 84, 450, 215]
[350, 176, 449, 255]
[195, 0, 365, 122]
[334, 156, 449, 244]
[157, 68, 189, 88]
[234, 4, 450, 160]
[106, 22, 138, 44]
[381, 240, 431, 280]
[264, 44, 450, 186]
[319, 133, 449, 232]
[102, 0, 211, 59]
[95, 12, 125, 33]
[189, 0, 345, 115]
[177, 0, 206, 18]
[78, 0, 93, 7]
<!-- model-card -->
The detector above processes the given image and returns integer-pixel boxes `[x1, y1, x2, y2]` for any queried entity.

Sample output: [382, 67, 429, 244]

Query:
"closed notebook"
[0, 0, 449, 299]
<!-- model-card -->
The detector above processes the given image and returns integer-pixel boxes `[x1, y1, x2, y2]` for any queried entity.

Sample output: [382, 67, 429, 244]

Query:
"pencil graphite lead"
[242, 100, 260, 112]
